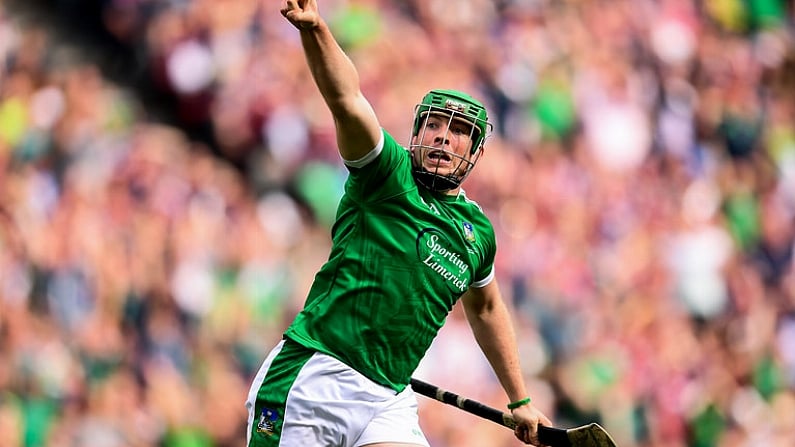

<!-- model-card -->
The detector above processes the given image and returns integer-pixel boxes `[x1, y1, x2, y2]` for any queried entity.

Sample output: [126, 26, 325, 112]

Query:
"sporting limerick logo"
[416, 228, 471, 293]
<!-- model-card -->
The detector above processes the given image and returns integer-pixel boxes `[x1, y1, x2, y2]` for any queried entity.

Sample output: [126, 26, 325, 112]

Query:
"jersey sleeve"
[341, 130, 414, 203]
[343, 131, 385, 169]
[471, 265, 494, 288]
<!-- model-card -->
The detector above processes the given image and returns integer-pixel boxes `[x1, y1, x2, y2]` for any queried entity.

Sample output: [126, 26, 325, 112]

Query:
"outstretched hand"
[280, 0, 320, 30]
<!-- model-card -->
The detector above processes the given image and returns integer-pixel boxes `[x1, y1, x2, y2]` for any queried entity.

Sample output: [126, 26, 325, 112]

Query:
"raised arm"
[281, 0, 382, 162]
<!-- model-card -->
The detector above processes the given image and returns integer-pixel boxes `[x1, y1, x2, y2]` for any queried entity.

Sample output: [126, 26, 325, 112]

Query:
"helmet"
[410, 89, 493, 192]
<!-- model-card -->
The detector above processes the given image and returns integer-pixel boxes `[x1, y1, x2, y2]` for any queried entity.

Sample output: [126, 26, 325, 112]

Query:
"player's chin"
[422, 162, 454, 174]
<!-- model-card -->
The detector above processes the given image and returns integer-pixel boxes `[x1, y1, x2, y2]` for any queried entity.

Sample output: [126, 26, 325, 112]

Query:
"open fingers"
[280, 0, 297, 17]
[280, 0, 319, 29]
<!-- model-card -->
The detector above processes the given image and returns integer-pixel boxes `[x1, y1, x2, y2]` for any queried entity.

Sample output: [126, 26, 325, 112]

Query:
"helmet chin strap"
[410, 146, 474, 192]
[412, 168, 461, 192]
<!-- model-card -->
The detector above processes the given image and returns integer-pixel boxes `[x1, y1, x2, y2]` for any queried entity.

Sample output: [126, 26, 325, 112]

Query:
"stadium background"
[1, 0, 794, 446]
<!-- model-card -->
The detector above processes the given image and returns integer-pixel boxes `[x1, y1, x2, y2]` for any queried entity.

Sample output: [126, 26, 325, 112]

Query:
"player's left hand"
[511, 403, 552, 446]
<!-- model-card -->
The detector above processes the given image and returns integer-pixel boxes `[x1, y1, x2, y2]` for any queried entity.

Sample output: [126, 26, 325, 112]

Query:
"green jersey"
[284, 130, 496, 392]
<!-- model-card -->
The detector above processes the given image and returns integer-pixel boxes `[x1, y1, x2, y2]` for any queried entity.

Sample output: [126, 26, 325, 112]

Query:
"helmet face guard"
[410, 89, 493, 192]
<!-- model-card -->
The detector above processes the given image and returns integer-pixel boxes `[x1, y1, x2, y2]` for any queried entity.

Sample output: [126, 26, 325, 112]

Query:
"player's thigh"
[247, 339, 407, 446]
[279, 355, 378, 446]
[247, 339, 354, 446]
[246, 340, 288, 445]
[354, 385, 429, 447]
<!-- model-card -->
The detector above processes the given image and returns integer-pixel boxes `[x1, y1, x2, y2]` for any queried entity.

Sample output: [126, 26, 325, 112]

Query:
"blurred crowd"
[1, 0, 794, 446]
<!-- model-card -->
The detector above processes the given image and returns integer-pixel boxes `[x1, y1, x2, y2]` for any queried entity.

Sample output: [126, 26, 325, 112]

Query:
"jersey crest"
[462, 221, 476, 243]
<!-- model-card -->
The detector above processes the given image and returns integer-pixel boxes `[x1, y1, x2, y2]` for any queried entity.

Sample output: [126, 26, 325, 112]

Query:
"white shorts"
[246, 339, 430, 447]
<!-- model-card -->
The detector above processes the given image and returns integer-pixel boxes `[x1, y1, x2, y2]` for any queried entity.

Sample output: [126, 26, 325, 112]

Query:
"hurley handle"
[410, 378, 572, 447]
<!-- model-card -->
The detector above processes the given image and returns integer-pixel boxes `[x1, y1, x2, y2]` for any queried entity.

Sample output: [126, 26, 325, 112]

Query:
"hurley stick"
[410, 378, 617, 447]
